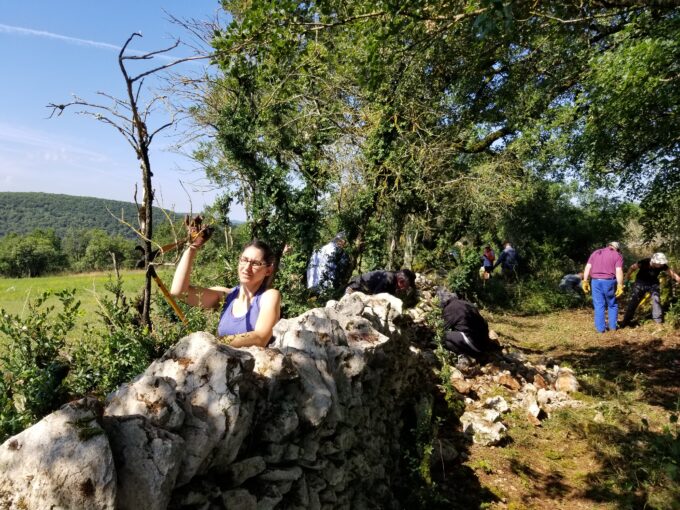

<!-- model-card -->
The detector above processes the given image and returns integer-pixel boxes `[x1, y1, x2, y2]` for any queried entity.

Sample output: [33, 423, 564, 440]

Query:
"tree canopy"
[191, 0, 678, 269]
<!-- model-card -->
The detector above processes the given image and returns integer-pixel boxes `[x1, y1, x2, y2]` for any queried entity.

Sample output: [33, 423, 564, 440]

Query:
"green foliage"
[0, 290, 80, 442]
[446, 247, 484, 299]
[202, 1, 679, 279]
[66, 276, 154, 397]
[665, 301, 680, 329]
[0, 229, 67, 277]
[276, 249, 314, 318]
[151, 289, 220, 353]
[75, 229, 137, 272]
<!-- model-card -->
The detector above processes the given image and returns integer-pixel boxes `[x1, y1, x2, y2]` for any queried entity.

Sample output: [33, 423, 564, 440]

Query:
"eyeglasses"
[239, 256, 269, 268]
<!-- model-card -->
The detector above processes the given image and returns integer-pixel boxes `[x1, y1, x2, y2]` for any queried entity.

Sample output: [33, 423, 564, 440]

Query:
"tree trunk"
[140, 154, 154, 328]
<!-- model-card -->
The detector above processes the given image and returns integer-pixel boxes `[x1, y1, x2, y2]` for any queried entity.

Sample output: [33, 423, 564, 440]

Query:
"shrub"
[665, 301, 680, 329]
[447, 248, 484, 299]
[66, 276, 154, 397]
[0, 290, 79, 442]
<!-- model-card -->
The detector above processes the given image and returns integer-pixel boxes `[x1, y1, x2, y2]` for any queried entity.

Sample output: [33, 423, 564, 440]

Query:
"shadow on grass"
[557, 339, 680, 410]
[429, 461, 501, 509]
[509, 458, 570, 500]
[568, 414, 679, 509]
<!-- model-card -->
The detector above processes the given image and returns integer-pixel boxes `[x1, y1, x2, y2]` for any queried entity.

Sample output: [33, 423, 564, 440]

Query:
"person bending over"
[621, 252, 680, 327]
[171, 236, 281, 348]
[345, 269, 417, 306]
[438, 291, 501, 361]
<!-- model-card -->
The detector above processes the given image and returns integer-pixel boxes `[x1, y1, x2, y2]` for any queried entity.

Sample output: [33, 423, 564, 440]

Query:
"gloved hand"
[615, 284, 624, 298]
[185, 215, 214, 248]
[581, 280, 591, 293]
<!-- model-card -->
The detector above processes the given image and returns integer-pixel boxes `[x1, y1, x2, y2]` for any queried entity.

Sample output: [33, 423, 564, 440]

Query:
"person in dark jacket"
[438, 290, 501, 360]
[345, 269, 417, 306]
[621, 252, 680, 326]
[493, 241, 519, 279]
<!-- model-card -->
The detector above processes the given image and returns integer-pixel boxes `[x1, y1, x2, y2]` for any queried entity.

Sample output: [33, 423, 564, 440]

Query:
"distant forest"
[0, 192, 187, 239]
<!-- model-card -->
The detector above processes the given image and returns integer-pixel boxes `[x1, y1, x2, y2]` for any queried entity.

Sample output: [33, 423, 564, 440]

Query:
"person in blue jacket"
[493, 241, 519, 279]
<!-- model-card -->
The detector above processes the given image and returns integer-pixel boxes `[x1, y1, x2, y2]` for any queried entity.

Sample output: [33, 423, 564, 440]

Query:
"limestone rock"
[555, 368, 579, 393]
[460, 410, 508, 446]
[103, 415, 184, 510]
[0, 398, 116, 510]
[0, 291, 437, 510]
[106, 331, 258, 486]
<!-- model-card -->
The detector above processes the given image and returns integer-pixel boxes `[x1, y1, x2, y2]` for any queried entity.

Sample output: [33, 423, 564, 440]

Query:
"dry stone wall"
[0, 292, 435, 510]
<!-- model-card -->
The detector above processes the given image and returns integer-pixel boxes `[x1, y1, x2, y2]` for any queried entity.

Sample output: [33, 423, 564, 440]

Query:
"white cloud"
[0, 23, 122, 51]
[0, 23, 175, 61]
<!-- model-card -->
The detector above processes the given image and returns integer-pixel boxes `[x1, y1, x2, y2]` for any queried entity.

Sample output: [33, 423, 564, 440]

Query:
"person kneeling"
[438, 291, 501, 361]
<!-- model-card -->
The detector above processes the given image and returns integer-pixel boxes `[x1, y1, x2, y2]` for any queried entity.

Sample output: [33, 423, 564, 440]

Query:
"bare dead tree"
[48, 32, 209, 327]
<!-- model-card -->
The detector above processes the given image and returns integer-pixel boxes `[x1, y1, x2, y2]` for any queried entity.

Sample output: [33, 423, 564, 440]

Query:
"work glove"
[581, 280, 591, 293]
[615, 284, 625, 298]
[185, 215, 214, 248]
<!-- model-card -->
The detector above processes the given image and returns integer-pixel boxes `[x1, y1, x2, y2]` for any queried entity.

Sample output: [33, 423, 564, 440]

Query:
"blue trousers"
[592, 279, 618, 332]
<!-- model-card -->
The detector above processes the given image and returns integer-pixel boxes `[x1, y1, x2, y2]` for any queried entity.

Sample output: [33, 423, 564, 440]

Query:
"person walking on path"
[582, 241, 624, 333]
[481, 245, 495, 279]
[621, 252, 680, 327]
[493, 241, 519, 279]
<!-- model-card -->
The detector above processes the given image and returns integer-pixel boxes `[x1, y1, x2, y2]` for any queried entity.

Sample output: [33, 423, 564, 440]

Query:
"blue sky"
[0, 1, 245, 218]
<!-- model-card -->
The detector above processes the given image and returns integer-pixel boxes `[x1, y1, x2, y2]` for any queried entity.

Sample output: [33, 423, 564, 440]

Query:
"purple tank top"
[217, 286, 264, 337]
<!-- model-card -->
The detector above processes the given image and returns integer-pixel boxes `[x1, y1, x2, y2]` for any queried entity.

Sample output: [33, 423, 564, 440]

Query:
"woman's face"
[238, 246, 273, 286]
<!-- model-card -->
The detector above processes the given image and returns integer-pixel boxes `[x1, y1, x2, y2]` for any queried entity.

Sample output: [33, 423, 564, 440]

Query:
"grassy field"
[0, 269, 175, 333]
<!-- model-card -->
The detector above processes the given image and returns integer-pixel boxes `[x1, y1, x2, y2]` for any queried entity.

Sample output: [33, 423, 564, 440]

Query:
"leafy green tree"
[74, 229, 136, 272]
[0, 229, 66, 277]
[200, 0, 678, 281]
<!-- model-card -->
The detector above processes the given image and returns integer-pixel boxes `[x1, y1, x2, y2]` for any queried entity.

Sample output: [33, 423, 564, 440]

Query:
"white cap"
[651, 252, 668, 265]
[608, 241, 621, 251]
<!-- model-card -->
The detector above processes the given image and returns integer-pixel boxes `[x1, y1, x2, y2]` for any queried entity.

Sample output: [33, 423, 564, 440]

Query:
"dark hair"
[242, 239, 278, 289]
[396, 269, 416, 288]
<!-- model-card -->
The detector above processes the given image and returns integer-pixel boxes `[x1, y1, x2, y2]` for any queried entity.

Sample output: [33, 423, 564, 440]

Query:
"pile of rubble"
[407, 275, 584, 447]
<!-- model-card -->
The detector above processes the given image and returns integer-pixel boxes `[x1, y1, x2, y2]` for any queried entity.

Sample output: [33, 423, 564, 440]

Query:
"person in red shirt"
[582, 241, 624, 333]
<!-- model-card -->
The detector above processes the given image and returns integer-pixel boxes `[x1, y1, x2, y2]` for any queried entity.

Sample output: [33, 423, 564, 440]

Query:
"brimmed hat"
[651, 252, 668, 265]
[608, 241, 621, 251]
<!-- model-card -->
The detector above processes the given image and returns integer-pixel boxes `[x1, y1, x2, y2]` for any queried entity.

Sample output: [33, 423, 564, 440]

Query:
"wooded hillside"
[0, 192, 186, 239]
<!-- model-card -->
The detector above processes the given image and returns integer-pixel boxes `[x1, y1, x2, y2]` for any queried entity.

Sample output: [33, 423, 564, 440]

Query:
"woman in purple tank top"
[170, 238, 281, 347]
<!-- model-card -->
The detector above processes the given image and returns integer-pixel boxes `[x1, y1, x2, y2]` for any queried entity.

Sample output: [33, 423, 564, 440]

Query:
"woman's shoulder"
[259, 287, 281, 303]
[261, 287, 281, 298]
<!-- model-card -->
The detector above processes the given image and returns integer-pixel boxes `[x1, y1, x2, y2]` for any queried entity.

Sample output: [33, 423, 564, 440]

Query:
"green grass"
[0, 269, 175, 338]
[0, 270, 143, 313]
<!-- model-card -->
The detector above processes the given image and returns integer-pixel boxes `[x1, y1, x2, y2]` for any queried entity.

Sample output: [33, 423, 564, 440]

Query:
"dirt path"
[436, 309, 680, 510]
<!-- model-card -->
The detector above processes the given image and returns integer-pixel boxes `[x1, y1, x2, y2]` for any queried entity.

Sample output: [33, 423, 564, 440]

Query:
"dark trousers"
[444, 331, 482, 357]
[623, 283, 662, 325]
